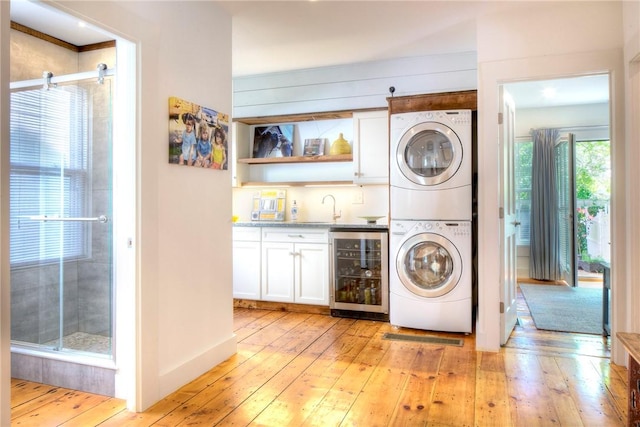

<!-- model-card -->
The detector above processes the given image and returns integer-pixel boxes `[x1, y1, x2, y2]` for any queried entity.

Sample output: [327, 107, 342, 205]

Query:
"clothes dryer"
[390, 109, 472, 220]
[389, 219, 472, 333]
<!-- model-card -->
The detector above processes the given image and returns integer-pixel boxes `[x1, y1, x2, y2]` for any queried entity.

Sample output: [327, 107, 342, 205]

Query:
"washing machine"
[389, 219, 472, 333]
[390, 109, 472, 221]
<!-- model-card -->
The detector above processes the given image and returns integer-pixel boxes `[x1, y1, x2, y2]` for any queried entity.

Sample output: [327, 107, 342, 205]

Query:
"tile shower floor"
[43, 332, 111, 354]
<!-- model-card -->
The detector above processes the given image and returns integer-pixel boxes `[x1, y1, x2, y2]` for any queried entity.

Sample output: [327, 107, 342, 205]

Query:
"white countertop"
[233, 221, 388, 230]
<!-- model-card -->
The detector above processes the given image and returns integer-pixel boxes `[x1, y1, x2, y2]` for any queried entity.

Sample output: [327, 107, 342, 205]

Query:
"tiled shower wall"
[9, 28, 116, 345]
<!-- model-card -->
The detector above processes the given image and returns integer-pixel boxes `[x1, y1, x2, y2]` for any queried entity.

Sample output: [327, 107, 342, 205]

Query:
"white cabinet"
[352, 110, 389, 184]
[261, 228, 329, 305]
[232, 227, 261, 299]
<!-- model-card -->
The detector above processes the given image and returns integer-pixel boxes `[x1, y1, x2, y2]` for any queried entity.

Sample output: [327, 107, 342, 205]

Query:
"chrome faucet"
[322, 194, 341, 223]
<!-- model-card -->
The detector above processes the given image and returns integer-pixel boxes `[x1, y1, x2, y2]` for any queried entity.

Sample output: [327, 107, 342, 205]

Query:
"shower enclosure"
[10, 65, 116, 394]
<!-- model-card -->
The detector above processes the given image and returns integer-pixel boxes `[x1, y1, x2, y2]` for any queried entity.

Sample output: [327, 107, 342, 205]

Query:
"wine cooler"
[329, 230, 389, 321]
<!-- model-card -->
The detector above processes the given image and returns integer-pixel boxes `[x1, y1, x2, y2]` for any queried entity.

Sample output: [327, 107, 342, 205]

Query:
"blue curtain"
[529, 128, 562, 280]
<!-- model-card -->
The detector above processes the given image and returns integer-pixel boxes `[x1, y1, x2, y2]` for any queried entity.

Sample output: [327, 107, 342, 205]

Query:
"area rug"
[519, 284, 602, 335]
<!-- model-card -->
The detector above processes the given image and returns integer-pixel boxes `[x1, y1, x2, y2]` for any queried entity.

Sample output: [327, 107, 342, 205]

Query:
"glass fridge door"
[330, 231, 388, 315]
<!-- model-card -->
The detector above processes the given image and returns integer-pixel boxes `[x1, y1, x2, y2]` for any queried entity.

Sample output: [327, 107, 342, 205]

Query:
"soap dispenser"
[291, 200, 298, 222]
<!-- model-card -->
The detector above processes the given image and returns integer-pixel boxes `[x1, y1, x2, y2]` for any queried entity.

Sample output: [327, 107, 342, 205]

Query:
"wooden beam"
[11, 21, 115, 53]
[388, 90, 478, 114]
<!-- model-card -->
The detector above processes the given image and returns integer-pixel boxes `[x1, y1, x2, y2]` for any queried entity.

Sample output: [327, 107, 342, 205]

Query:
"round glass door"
[396, 233, 461, 298]
[396, 122, 463, 186]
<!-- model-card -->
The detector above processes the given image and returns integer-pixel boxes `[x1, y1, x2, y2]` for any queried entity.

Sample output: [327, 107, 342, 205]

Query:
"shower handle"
[27, 215, 109, 223]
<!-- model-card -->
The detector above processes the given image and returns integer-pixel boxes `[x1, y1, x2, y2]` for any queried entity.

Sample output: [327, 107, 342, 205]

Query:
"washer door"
[396, 122, 463, 186]
[396, 233, 462, 298]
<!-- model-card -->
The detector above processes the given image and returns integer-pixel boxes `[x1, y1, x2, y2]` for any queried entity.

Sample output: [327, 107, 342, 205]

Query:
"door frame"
[476, 49, 625, 364]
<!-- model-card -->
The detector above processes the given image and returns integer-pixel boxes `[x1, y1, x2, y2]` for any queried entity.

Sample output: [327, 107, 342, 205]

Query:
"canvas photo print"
[252, 125, 294, 158]
[169, 96, 230, 169]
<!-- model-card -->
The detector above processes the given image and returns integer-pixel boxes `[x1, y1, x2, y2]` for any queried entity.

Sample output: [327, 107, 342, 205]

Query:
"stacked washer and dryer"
[389, 109, 473, 333]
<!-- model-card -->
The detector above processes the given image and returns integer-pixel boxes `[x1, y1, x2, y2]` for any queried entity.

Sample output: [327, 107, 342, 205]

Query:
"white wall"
[1, 0, 235, 413]
[476, 1, 626, 357]
[623, 0, 640, 337]
[233, 52, 477, 117]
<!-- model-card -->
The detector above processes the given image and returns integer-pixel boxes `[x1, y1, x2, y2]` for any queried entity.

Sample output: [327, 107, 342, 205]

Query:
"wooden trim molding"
[11, 21, 115, 52]
[238, 154, 352, 165]
[233, 299, 330, 315]
[387, 90, 478, 114]
[234, 107, 387, 125]
[79, 41, 116, 52]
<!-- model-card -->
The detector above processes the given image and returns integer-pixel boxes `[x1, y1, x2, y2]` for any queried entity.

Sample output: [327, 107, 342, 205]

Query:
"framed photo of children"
[168, 96, 230, 170]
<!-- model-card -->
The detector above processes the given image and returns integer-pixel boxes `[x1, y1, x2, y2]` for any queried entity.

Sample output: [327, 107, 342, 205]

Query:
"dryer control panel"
[391, 220, 471, 236]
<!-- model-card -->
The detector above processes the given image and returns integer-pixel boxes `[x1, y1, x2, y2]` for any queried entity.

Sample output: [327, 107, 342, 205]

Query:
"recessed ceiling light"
[78, 21, 86, 28]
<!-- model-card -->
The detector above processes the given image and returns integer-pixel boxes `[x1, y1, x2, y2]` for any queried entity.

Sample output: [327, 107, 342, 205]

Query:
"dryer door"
[396, 233, 462, 298]
[396, 122, 463, 186]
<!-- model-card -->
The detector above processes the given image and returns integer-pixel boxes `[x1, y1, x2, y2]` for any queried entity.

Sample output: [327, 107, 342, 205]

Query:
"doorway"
[506, 74, 611, 335]
[8, 1, 138, 401]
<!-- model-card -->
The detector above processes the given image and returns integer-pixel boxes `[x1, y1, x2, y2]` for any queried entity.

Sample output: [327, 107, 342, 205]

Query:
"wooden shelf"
[233, 107, 386, 125]
[238, 154, 352, 165]
[240, 180, 354, 187]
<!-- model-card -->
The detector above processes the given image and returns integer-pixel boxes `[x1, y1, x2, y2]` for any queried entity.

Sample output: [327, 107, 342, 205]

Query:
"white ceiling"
[10, 0, 117, 46]
[9, 0, 610, 108]
[505, 74, 610, 109]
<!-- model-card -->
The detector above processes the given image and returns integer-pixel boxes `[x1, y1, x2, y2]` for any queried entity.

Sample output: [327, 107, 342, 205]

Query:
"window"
[10, 86, 89, 266]
[515, 137, 611, 251]
[515, 140, 532, 245]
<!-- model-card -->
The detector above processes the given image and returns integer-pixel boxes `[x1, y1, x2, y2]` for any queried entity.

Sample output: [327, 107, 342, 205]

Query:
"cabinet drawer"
[262, 228, 328, 244]
[233, 227, 261, 241]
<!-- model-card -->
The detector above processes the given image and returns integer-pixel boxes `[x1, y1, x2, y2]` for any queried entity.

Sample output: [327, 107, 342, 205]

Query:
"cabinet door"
[261, 241, 295, 302]
[232, 240, 261, 299]
[295, 243, 329, 305]
[353, 110, 389, 184]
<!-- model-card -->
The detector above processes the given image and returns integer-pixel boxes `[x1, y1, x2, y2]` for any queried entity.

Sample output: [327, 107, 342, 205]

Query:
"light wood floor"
[11, 288, 627, 426]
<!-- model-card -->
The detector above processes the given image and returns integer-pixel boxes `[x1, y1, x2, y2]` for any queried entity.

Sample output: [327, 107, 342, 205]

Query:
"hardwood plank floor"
[11, 288, 626, 426]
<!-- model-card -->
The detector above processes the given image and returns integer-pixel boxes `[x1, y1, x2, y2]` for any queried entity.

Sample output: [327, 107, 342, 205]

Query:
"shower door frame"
[9, 66, 117, 364]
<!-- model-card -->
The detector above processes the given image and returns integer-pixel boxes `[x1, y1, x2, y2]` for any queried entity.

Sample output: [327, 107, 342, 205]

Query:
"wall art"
[252, 125, 294, 158]
[303, 138, 326, 156]
[169, 96, 229, 169]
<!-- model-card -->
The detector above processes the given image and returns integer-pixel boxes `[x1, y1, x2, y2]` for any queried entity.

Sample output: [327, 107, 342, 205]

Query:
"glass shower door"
[10, 76, 113, 358]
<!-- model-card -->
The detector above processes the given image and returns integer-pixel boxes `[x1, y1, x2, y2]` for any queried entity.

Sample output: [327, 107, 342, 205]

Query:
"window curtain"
[529, 128, 561, 280]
